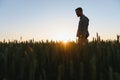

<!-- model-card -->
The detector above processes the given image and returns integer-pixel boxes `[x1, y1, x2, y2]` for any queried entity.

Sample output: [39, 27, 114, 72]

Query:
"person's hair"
[75, 7, 83, 12]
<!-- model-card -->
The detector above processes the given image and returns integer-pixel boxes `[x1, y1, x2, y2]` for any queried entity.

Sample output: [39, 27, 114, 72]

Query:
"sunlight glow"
[55, 33, 71, 42]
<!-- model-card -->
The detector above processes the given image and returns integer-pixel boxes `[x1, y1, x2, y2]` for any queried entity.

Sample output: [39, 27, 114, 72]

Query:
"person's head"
[75, 7, 83, 17]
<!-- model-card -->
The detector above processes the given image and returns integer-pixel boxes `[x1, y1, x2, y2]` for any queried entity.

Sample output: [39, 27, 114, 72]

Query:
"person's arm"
[76, 20, 82, 37]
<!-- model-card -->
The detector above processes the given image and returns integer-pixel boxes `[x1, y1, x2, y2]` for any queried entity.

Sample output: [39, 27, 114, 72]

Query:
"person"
[75, 7, 89, 44]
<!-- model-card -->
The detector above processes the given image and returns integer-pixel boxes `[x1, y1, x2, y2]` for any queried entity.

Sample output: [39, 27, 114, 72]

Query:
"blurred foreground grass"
[0, 36, 120, 80]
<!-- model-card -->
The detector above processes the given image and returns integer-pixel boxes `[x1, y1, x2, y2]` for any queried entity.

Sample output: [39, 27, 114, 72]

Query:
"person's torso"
[79, 15, 89, 31]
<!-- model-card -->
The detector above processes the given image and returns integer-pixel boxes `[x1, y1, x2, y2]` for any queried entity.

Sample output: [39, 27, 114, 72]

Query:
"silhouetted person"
[75, 7, 89, 44]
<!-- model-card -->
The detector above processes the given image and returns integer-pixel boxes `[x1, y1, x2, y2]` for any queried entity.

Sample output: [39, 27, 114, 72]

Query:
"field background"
[0, 36, 120, 80]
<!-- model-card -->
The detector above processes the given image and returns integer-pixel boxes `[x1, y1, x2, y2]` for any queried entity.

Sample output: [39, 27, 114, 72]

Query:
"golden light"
[55, 33, 70, 43]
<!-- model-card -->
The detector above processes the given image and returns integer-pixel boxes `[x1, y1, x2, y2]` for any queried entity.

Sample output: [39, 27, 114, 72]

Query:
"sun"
[55, 33, 70, 43]
[53, 29, 75, 43]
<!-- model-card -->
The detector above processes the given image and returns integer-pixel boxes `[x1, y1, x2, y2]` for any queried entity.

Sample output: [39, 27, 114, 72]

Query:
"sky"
[0, 0, 120, 41]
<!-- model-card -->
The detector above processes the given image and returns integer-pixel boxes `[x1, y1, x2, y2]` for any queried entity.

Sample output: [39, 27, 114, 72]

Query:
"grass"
[0, 35, 120, 80]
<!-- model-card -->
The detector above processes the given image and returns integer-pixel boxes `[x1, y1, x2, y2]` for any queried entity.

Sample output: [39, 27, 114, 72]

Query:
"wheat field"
[0, 37, 120, 80]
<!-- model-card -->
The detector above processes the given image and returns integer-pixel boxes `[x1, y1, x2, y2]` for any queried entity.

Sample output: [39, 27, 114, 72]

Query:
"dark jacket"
[77, 15, 89, 38]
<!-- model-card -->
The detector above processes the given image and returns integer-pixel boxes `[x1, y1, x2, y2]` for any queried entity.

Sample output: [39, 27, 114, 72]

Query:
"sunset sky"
[0, 0, 120, 41]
